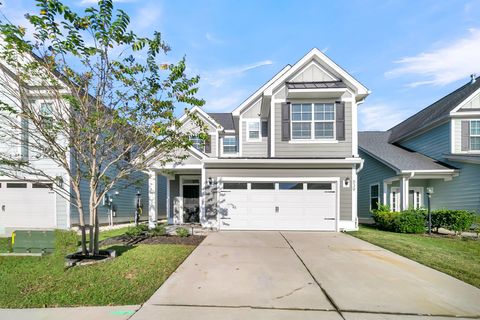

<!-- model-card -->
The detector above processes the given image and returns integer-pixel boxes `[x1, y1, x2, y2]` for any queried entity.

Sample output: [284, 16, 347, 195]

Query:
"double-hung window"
[223, 136, 237, 154]
[470, 120, 480, 151]
[247, 120, 261, 141]
[370, 184, 379, 211]
[190, 136, 204, 152]
[291, 103, 335, 140]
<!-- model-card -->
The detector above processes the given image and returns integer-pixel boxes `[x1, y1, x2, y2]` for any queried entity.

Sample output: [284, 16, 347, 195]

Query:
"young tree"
[0, 0, 206, 255]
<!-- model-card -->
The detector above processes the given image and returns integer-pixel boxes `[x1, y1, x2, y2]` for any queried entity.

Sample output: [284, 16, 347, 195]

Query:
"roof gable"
[389, 76, 480, 143]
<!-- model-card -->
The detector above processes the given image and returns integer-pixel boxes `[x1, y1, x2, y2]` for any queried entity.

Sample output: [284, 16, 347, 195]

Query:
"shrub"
[430, 209, 475, 234]
[150, 225, 167, 237]
[175, 227, 189, 237]
[393, 209, 426, 234]
[54, 229, 79, 255]
[472, 215, 480, 238]
[126, 224, 148, 237]
[372, 204, 398, 231]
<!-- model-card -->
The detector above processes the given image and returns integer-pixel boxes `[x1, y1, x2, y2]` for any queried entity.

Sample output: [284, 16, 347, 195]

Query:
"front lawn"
[0, 229, 196, 308]
[349, 226, 480, 288]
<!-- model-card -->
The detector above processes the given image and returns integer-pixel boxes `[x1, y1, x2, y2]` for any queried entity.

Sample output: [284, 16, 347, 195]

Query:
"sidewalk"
[0, 305, 140, 320]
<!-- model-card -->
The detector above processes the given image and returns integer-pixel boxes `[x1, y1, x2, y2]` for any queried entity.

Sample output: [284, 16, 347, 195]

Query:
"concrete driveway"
[132, 231, 480, 320]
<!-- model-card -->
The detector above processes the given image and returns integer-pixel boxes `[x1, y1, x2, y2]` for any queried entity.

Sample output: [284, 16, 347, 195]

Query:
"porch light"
[343, 177, 350, 188]
[208, 177, 213, 186]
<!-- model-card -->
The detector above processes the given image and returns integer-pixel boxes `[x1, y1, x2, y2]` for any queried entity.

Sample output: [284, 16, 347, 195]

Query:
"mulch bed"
[100, 234, 205, 247]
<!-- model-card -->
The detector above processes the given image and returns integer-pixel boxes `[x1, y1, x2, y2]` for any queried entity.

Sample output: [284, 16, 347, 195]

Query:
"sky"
[1, 0, 480, 131]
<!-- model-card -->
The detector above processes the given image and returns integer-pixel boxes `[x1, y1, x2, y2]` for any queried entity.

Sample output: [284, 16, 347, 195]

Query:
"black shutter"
[281, 103, 290, 141]
[261, 121, 268, 137]
[204, 135, 211, 153]
[461, 121, 470, 151]
[335, 101, 345, 141]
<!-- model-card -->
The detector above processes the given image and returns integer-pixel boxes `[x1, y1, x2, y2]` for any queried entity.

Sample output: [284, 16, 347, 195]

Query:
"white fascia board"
[232, 65, 292, 116]
[450, 111, 480, 118]
[203, 158, 363, 165]
[178, 106, 223, 130]
[287, 88, 348, 94]
[400, 169, 458, 174]
[264, 48, 369, 98]
[450, 87, 480, 114]
[187, 146, 207, 159]
[160, 164, 203, 170]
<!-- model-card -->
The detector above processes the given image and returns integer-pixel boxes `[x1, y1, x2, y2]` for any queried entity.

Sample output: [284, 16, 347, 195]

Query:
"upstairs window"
[470, 120, 480, 151]
[190, 136, 204, 152]
[291, 103, 335, 140]
[247, 120, 261, 141]
[223, 136, 237, 154]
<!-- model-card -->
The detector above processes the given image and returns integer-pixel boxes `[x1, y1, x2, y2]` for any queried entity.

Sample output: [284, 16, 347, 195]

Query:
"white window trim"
[221, 135, 239, 157]
[245, 119, 262, 142]
[469, 119, 480, 152]
[390, 187, 423, 211]
[369, 183, 380, 211]
[290, 103, 336, 141]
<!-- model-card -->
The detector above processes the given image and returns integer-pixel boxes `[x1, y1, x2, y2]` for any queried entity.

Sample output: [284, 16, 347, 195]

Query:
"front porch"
[147, 166, 211, 229]
[381, 171, 458, 211]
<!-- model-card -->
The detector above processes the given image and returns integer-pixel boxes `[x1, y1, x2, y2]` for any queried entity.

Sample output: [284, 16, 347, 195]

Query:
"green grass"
[0, 237, 10, 253]
[0, 227, 195, 307]
[349, 225, 480, 288]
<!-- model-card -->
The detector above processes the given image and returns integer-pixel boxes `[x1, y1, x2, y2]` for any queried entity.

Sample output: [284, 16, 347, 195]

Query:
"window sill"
[288, 139, 339, 144]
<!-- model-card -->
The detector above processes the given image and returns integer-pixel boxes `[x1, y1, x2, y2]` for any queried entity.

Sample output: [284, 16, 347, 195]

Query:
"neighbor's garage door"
[219, 181, 337, 231]
[0, 181, 56, 229]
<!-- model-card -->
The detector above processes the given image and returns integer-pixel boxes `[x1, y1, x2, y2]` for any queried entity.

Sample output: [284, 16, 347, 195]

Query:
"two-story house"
[358, 75, 480, 220]
[147, 49, 369, 231]
[0, 52, 149, 236]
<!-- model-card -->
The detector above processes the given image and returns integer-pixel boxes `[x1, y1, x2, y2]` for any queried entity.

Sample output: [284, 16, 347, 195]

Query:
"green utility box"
[11, 230, 56, 254]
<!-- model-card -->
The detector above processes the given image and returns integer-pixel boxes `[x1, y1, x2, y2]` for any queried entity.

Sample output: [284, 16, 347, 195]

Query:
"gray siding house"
[358, 76, 480, 221]
[147, 49, 369, 231]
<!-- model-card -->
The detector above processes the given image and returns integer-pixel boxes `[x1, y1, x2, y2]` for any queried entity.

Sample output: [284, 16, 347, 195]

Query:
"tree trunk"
[93, 207, 100, 255]
[80, 226, 87, 255]
[88, 225, 94, 255]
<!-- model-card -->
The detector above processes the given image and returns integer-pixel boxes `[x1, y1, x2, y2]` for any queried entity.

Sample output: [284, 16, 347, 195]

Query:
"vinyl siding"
[241, 121, 268, 157]
[56, 192, 69, 229]
[157, 175, 167, 218]
[205, 168, 353, 221]
[357, 150, 397, 219]
[70, 170, 149, 225]
[274, 101, 353, 157]
[399, 122, 450, 161]
[181, 117, 218, 157]
[428, 163, 480, 213]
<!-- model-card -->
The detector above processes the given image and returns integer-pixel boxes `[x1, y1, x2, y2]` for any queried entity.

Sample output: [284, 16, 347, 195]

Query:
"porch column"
[400, 176, 410, 211]
[148, 170, 158, 228]
[383, 180, 388, 205]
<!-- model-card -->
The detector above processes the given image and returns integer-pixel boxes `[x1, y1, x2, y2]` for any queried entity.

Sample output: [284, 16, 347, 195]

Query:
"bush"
[393, 209, 426, 234]
[175, 227, 189, 237]
[54, 229, 79, 255]
[430, 209, 475, 234]
[372, 204, 398, 231]
[372, 206, 426, 234]
[472, 215, 480, 238]
[149, 225, 167, 237]
[126, 224, 148, 237]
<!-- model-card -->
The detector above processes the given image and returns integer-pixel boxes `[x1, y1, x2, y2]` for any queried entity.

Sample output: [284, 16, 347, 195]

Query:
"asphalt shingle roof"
[359, 131, 454, 172]
[286, 81, 347, 89]
[389, 76, 480, 143]
[207, 113, 235, 131]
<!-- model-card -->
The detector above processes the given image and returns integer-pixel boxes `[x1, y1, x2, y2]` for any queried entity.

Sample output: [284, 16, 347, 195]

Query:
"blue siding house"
[358, 76, 480, 221]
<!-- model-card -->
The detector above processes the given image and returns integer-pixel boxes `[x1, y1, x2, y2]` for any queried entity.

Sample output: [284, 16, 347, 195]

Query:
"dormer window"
[223, 136, 237, 154]
[291, 103, 335, 140]
[190, 136, 204, 152]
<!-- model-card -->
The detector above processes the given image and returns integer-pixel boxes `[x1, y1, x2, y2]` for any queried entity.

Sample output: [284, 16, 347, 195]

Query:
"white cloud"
[385, 28, 480, 87]
[358, 102, 411, 131]
[205, 32, 224, 45]
[131, 3, 162, 33]
[202, 60, 273, 88]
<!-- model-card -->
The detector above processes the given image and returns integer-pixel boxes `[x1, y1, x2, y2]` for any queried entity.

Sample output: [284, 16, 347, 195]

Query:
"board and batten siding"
[205, 168, 353, 221]
[241, 121, 268, 157]
[274, 101, 353, 158]
[399, 122, 450, 161]
[357, 150, 397, 219]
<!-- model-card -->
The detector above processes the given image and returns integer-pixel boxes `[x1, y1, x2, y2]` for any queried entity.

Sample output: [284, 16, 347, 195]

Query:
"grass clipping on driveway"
[0, 239, 194, 308]
[349, 226, 480, 289]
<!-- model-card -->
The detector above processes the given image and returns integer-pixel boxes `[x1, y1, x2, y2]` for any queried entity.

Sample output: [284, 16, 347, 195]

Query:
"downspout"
[356, 159, 364, 173]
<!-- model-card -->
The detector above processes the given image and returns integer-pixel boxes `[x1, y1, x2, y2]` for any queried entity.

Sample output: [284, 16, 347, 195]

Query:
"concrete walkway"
[131, 231, 480, 320]
[0, 305, 140, 320]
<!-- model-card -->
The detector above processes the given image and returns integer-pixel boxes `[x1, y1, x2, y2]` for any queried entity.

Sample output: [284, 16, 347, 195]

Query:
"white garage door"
[0, 181, 56, 229]
[219, 180, 337, 231]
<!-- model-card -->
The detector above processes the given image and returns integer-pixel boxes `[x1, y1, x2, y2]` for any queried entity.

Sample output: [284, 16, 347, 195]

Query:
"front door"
[183, 185, 199, 223]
